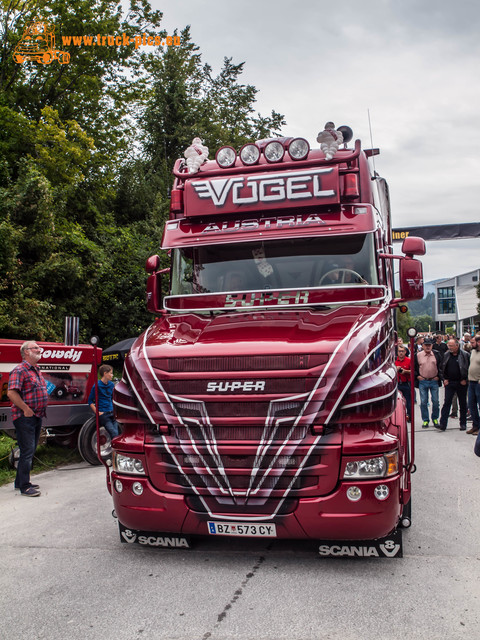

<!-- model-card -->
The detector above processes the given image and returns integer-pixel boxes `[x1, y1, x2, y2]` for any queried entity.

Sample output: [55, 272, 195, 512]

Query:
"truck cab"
[110, 128, 425, 553]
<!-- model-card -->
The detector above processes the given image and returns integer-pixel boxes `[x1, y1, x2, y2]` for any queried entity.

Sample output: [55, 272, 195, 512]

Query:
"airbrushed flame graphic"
[124, 304, 393, 521]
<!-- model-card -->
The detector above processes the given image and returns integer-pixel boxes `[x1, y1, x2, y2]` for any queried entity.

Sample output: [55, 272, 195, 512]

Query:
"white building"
[434, 268, 480, 335]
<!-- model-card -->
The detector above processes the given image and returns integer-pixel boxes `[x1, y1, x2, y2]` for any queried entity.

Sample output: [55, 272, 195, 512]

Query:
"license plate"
[207, 521, 276, 537]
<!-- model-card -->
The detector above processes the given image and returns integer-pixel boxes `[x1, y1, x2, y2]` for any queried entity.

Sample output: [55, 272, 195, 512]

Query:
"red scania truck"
[109, 127, 425, 556]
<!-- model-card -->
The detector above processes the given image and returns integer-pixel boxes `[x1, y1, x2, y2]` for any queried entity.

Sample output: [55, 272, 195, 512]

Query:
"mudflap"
[118, 522, 192, 549]
[317, 528, 403, 558]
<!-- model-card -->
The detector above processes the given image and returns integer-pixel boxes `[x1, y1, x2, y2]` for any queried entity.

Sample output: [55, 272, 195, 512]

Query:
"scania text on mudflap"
[109, 125, 425, 555]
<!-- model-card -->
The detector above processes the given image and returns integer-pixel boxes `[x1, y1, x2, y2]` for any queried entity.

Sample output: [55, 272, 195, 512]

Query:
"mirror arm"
[378, 252, 404, 260]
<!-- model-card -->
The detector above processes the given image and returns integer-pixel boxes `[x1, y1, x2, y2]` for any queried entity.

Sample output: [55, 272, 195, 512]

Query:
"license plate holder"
[208, 521, 276, 537]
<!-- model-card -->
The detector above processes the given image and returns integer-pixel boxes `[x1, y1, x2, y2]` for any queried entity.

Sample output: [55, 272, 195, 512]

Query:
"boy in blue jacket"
[88, 364, 119, 438]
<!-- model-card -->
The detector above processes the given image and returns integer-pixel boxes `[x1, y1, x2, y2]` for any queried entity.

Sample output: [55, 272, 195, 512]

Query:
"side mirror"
[399, 257, 424, 300]
[146, 272, 162, 313]
[145, 254, 160, 274]
[145, 256, 170, 314]
[401, 236, 426, 257]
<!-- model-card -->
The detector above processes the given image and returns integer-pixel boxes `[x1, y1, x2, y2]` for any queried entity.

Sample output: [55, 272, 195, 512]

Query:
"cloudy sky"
[152, 0, 480, 284]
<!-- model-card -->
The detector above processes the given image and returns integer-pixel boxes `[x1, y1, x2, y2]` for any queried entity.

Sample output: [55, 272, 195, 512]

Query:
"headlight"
[239, 143, 260, 165]
[264, 140, 284, 162]
[216, 146, 236, 168]
[343, 451, 398, 479]
[113, 452, 145, 475]
[288, 137, 310, 160]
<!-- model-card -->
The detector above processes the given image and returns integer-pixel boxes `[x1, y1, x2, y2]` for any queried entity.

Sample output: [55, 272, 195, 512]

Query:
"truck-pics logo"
[13, 21, 70, 65]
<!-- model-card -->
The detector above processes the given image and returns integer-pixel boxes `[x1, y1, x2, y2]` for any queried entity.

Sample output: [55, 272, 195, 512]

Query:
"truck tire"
[77, 417, 112, 466]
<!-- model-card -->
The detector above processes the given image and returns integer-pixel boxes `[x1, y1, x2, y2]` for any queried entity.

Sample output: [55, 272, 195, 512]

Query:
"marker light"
[216, 146, 237, 168]
[114, 480, 123, 493]
[170, 188, 183, 212]
[264, 140, 285, 162]
[288, 138, 310, 160]
[240, 143, 260, 165]
[344, 173, 359, 198]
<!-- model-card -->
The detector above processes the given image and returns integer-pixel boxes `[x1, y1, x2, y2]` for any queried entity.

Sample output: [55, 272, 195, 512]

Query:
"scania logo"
[206, 381, 266, 393]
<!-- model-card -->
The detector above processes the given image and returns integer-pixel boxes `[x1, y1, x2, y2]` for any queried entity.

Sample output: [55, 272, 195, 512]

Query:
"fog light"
[346, 486, 362, 502]
[115, 480, 123, 493]
[132, 482, 144, 496]
[374, 484, 389, 501]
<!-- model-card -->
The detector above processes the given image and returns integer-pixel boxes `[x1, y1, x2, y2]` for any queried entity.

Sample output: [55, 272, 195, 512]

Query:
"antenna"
[367, 109, 377, 176]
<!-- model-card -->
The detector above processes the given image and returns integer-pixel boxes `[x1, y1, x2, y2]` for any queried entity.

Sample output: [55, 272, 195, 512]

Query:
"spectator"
[461, 333, 471, 349]
[88, 364, 120, 439]
[439, 339, 470, 431]
[396, 337, 410, 357]
[467, 334, 480, 437]
[414, 335, 424, 353]
[433, 334, 448, 356]
[465, 336, 477, 353]
[395, 346, 412, 421]
[415, 336, 442, 428]
[7, 341, 48, 497]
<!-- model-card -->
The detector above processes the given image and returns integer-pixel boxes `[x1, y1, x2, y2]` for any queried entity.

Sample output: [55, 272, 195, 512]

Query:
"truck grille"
[173, 400, 303, 419]
[173, 424, 308, 442]
[161, 377, 308, 394]
[155, 354, 321, 372]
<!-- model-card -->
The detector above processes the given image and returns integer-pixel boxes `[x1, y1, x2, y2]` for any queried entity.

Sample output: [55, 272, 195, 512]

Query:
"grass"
[0, 432, 83, 487]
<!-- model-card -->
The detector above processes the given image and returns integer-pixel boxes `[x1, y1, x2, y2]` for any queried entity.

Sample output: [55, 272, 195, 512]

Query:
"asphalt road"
[1, 403, 479, 640]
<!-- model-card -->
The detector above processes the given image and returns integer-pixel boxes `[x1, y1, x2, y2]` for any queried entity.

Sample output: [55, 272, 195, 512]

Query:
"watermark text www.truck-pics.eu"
[13, 19, 180, 65]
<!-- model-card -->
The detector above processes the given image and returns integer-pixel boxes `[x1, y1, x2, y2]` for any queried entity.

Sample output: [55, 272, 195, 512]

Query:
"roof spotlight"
[288, 138, 310, 160]
[216, 146, 237, 168]
[264, 140, 285, 163]
[239, 143, 260, 165]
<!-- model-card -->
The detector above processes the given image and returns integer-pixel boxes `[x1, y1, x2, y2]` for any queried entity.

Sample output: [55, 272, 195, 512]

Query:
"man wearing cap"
[414, 337, 443, 428]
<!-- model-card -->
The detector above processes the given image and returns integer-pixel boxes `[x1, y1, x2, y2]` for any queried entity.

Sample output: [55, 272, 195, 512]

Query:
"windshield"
[170, 234, 378, 295]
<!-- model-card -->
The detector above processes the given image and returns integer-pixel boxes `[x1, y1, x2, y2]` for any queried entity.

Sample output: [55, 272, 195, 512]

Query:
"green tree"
[413, 314, 434, 333]
[139, 27, 285, 197]
[0, 5, 286, 345]
[396, 305, 415, 342]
